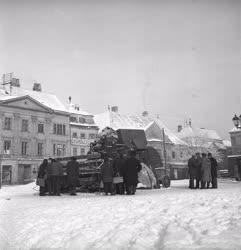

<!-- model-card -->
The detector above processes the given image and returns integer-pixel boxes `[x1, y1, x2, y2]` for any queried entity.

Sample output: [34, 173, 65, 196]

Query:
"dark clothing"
[126, 185, 136, 195]
[48, 162, 63, 195]
[188, 157, 196, 189]
[66, 160, 79, 194]
[103, 182, 114, 194]
[113, 157, 125, 177]
[188, 157, 196, 178]
[101, 161, 114, 183]
[37, 162, 48, 196]
[201, 181, 211, 189]
[194, 157, 202, 181]
[115, 183, 125, 195]
[201, 158, 212, 182]
[210, 157, 218, 188]
[123, 157, 142, 186]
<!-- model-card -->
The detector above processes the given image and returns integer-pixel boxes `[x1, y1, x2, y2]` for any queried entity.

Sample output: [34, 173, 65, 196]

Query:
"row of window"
[72, 132, 97, 139]
[3, 140, 66, 157]
[3, 117, 66, 135]
[70, 116, 94, 124]
[172, 151, 184, 159]
[72, 147, 86, 156]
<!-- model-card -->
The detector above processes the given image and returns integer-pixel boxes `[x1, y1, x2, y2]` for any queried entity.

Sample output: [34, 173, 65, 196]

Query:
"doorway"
[2, 165, 12, 185]
[18, 164, 31, 184]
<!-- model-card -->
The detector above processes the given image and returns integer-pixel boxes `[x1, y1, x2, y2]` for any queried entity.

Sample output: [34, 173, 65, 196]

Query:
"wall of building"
[0, 103, 70, 184]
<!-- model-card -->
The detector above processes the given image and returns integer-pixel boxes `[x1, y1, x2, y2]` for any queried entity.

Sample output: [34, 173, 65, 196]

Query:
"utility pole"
[162, 128, 167, 176]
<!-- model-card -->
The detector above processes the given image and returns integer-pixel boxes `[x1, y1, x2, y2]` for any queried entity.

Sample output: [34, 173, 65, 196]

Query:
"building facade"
[69, 101, 99, 156]
[0, 85, 70, 184]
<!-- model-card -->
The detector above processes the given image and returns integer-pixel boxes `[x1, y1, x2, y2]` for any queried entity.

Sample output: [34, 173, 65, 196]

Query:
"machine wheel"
[162, 176, 171, 188]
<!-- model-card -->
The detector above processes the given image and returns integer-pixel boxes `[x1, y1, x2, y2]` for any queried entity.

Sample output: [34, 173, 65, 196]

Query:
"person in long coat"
[123, 150, 142, 195]
[101, 154, 114, 195]
[113, 152, 125, 194]
[50, 159, 63, 196]
[201, 153, 212, 189]
[66, 157, 79, 195]
[208, 153, 218, 188]
[194, 153, 202, 188]
[37, 159, 48, 196]
[188, 155, 196, 189]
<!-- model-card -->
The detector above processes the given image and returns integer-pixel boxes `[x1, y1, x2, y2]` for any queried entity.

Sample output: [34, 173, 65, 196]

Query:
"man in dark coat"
[208, 153, 218, 188]
[193, 153, 202, 188]
[123, 150, 142, 195]
[113, 152, 125, 195]
[201, 153, 212, 189]
[101, 154, 114, 195]
[66, 157, 79, 195]
[37, 159, 48, 196]
[188, 155, 196, 189]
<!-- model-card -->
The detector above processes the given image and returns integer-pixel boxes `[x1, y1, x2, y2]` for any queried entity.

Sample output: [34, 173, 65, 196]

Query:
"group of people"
[188, 152, 218, 189]
[101, 150, 142, 195]
[37, 157, 80, 196]
[37, 150, 142, 196]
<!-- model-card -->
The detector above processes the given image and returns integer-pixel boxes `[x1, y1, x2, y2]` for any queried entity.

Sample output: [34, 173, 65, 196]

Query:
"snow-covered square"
[0, 179, 241, 250]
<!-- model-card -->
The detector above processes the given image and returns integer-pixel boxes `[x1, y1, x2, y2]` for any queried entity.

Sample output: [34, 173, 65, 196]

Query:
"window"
[4, 117, 12, 130]
[70, 116, 77, 123]
[4, 140, 11, 154]
[80, 133, 85, 139]
[22, 119, 29, 132]
[89, 134, 96, 139]
[79, 117, 86, 123]
[38, 143, 43, 156]
[53, 124, 66, 135]
[73, 147, 78, 156]
[53, 144, 66, 156]
[21, 142, 28, 155]
[81, 148, 85, 155]
[180, 151, 183, 158]
[72, 132, 78, 138]
[38, 123, 44, 133]
[172, 151, 176, 159]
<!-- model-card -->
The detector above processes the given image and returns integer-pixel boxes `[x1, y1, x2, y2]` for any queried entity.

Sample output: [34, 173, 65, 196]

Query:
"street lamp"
[232, 114, 239, 128]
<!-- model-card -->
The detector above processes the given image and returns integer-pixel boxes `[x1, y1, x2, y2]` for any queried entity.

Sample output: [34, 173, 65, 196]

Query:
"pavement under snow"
[0, 179, 241, 250]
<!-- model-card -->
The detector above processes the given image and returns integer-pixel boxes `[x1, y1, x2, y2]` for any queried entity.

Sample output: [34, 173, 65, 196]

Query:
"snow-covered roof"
[68, 103, 92, 116]
[94, 111, 188, 146]
[0, 86, 68, 113]
[177, 126, 222, 141]
[223, 140, 231, 148]
[94, 111, 152, 131]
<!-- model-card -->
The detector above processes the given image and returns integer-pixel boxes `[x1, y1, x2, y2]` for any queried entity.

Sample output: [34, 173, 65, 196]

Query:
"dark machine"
[55, 128, 170, 192]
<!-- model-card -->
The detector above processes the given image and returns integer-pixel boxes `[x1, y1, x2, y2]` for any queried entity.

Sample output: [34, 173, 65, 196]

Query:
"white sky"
[0, 0, 240, 139]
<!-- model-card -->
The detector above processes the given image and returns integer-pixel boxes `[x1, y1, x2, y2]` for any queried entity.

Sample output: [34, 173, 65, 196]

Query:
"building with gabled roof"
[0, 80, 70, 185]
[68, 97, 99, 156]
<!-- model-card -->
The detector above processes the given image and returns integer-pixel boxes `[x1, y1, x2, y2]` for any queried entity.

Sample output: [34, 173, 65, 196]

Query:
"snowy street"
[0, 179, 241, 250]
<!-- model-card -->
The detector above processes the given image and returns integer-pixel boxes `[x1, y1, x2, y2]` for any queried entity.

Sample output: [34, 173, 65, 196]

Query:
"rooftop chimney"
[178, 125, 183, 132]
[111, 106, 118, 112]
[142, 111, 148, 117]
[33, 82, 42, 92]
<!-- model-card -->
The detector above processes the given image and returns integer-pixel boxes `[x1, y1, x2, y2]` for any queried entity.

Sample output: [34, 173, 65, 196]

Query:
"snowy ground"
[0, 179, 241, 250]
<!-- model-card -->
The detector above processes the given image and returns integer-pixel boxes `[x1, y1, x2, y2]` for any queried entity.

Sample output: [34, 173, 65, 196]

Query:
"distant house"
[94, 107, 189, 179]
[68, 98, 99, 156]
[176, 124, 229, 168]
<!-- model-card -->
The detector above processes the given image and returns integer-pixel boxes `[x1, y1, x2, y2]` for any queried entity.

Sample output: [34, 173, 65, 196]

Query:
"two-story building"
[68, 98, 99, 156]
[0, 83, 70, 184]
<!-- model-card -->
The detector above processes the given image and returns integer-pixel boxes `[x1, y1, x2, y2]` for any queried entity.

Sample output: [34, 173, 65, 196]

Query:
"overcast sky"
[0, 0, 240, 139]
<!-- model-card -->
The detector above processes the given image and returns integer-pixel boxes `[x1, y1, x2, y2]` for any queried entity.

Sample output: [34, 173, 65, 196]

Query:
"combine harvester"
[55, 128, 171, 192]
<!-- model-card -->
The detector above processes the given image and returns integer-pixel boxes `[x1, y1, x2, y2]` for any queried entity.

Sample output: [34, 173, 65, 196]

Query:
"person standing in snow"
[101, 154, 114, 195]
[66, 157, 80, 195]
[194, 153, 202, 188]
[208, 153, 218, 188]
[113, 152, 125, 195]
[123, 150, 142, 195]
[188, 155, 196, 189]
[201, 153, 212, 189]
[51, 159, 64, 196]
[46, 158, 54, 195]
[37, 159, 48, 196]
